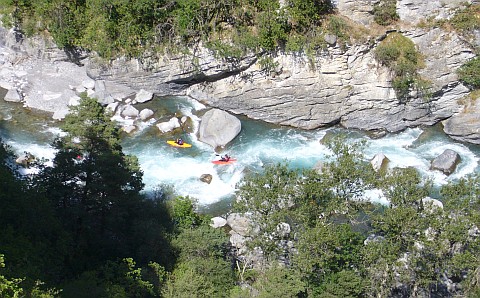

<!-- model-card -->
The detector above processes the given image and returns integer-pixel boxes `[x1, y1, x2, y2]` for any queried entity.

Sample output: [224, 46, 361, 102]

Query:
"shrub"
[373, 0, 399, 26]
[375, 33, 427, 101]
[457, 57, 480, 89]
[450, 4, 480, 34]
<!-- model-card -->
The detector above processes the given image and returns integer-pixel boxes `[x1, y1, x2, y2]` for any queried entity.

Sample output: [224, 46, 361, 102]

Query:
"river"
[1, 96, 479, 214]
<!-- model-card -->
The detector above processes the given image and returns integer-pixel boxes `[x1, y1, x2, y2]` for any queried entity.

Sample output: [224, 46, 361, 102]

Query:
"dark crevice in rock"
[166, 56, 259, 89]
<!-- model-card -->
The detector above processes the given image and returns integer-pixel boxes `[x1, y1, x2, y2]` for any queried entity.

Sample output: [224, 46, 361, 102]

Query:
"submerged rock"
[200, 173, 213, 184]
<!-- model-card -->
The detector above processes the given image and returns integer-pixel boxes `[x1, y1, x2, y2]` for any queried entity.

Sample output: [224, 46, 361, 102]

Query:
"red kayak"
[212, 158, 237, 165]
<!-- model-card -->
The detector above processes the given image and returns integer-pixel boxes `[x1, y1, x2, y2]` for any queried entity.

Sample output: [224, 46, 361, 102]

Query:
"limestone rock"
[52, 108, 69, 120]
[68, 95, 81, 106]
[156, 117, 180, 133]
[82, 78, 95, 89]
[198, 109, 241, 148]
[229, 232, 246, 250]
[122, 125, 136, 134]
[422, 197, 444, 212]
[139, 108, 154, 121]
[106, 102, 120, 114]
[397, 0, 472, 25]
[121, 105, 139, 118]
[94, 80, 106, 92]
[92, 90, 114, 105]
[135, 89, 154, 103]
[364, 234, 386, 246]
[210, 217, 227, 228]
[15, 153, 35, 167]
[431, 149, 461, 175]
[227, 213, 252, 237]
[443, 96, 480, 144]
[324, 34, 337, 45]
[4, 88, 21, 102]
[335, 0, 375, 26]
[276, 222, 291, 238]
[105, 81, 136, 101]
[370, 153, 390, 172]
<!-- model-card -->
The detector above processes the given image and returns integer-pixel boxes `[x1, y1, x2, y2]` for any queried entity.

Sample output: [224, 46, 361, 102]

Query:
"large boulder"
[198, 109, 241, 148]
[431, 149, 461, 175]
[135, 89, 154, 103]
[370, 153, 390, 172]
[226, 213, 252, 237]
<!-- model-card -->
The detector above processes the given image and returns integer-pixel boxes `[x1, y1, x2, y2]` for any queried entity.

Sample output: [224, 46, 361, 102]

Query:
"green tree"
[293, 223, 364, 295]
[233, 163, 300, 257]
[250, 265, 305, 298]
[287, 0, 334, 30]
[33, 94, 144, 274]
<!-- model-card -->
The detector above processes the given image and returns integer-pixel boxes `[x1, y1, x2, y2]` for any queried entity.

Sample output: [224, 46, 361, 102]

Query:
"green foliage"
[251, 265, 306, 298]
[0, 254, 24, 298]
[258, 55, 280, 75]
[234, 163, 300, 256]
[169, 196, 202, 229]
[62, 258, 165, 298]
[34, 0, 86, 48]
[255, 1, 288, 51]
[457, 57, 480, 89]
[373, 0, 399, 26]
[325, 15, 349, 40]
[206, 40, 243, 60]
[294, 223, 364, 287]
[163, 257, 235, 298]
[285, 34, 307, 53]
[286, 0, 334, 31]
[318, 270, 366, 297]
[171, 224, 229, 261]
[0, 0, 34, 29]
[31, 94, 148, 276]
[0, 254, 58, 298]
[320, 135, 375, 203]
[450, 4, 480, 34]
[375, 32, 427, 101]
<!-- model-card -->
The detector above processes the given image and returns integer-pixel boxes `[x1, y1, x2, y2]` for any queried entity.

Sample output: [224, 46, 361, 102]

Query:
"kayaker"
[221, 154, 230, 162]
[176, 138, 184, 145]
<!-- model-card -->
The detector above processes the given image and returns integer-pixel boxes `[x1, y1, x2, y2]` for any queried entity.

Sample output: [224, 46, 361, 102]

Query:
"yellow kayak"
[167, 140, 192, 148]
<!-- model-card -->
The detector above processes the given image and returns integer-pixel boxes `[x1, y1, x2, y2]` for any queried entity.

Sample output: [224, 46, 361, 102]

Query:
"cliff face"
[85, 0, 479, 143]
[3, 1, 479, 143]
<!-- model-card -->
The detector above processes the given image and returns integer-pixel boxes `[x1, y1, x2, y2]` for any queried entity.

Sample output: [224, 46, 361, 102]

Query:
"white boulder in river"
[198, 108, 241, 148]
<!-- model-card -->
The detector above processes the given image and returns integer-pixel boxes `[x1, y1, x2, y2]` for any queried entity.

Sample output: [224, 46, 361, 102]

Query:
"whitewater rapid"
[1, 96, 479, 208]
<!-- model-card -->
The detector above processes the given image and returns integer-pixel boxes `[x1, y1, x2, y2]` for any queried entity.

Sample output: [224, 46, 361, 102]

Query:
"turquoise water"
[1, 96, 479, 214]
